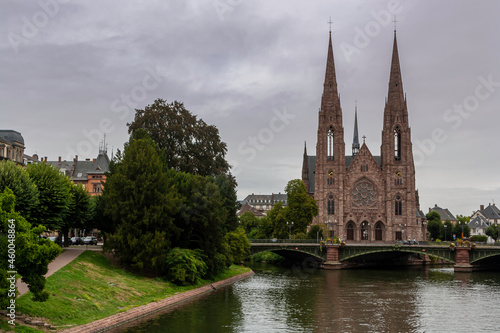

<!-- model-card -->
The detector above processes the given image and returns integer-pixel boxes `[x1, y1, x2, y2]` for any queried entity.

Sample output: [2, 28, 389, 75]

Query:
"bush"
[225, 227, 251, 264]
[307, 225, 323, 240]
[165, 248, 207, 285]
[291, 232, 307, 240]
[470, 235, 487, 242]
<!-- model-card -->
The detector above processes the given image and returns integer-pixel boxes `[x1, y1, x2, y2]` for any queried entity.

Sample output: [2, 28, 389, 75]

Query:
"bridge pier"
[454, 247, 473, 272]
[323, 245, 342, 269]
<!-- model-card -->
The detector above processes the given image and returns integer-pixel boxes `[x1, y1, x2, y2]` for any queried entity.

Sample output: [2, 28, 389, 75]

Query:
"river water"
[122, 263, 500, 333]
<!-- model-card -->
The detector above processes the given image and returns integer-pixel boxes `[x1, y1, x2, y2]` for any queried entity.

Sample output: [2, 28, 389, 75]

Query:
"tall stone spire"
[385, 30, 406, 116]
[352, 103, 360, 156]
[320, 31, 341, 116]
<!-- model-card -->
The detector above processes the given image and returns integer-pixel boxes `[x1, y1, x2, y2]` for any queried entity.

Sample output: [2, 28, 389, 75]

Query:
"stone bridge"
[249, 240, 500, 272]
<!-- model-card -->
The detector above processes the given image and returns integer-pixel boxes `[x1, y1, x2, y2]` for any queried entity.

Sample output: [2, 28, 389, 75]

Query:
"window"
[394, 178, 402, 186]
[93, 183, 102, 193]
[327, 195, 334, 215]
[394, 127, 401, 161]
[395, 195, 402, 215]
[361, 165, 368, 172]
[327, 126, 334, 161]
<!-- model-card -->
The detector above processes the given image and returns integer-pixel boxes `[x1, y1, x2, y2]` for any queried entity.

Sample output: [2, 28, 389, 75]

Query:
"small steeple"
[302, 141, 310, 192]
[352, 102, 360, 156]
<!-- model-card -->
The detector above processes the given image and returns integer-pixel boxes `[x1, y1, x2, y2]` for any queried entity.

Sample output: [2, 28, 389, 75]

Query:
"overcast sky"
[2, 0, 499, 217]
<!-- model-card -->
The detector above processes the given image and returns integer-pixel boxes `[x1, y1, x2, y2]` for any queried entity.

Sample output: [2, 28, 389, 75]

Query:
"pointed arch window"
[395, 195, 402, 216]
[394, 126, 401, 161]
[327, 126, 334, 161]
[327, 194, 334, 215]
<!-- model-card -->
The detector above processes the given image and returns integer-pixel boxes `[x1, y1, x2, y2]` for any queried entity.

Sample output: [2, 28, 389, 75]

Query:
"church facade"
[302, 31, 427, 243]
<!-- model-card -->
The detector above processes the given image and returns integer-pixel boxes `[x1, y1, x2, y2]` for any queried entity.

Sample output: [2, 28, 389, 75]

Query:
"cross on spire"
[393, 15, 398, 32]
[327, 17, 333, 32]
[362, 135, 366, 144]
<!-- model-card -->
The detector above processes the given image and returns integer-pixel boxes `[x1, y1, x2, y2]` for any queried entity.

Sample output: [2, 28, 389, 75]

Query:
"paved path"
[16, 246, 102, 296]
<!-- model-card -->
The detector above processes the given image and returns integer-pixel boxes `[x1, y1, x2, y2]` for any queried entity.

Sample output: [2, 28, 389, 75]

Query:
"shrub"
[165, 248, 207, 285]
[470, 235, 487, 242]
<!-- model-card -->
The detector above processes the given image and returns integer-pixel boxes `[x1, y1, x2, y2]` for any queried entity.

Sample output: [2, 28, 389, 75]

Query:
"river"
[121, 263, 500, 332]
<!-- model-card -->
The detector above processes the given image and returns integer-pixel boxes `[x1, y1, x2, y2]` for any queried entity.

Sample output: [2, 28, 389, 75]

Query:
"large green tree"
[61, 183, 92, 247]
[26, 162, 71, 230]
[166, 170, 231, 277]
[127, 99, 230, 177]
[0, 188, 61, 305]
[103, 130, 179, 274]
[0, 160, 39, 220]
[426, 211, 442, 241]
[284, 179, 318, 234]
[268, 202, 288, 239]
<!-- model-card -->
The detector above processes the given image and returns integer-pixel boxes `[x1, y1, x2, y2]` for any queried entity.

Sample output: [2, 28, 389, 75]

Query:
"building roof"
[47, 152, 110, 180]
[0, 130, 25, 147]
[237, 202, 265, 217]
[468, 215, 490, 229]
[480, 204, 500, 220]
[429, 204, 457, 221]
[243, 193, 288, 206]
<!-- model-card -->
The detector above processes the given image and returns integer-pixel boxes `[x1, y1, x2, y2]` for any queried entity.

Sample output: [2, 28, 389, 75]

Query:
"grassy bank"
[15, 251, 250, 329]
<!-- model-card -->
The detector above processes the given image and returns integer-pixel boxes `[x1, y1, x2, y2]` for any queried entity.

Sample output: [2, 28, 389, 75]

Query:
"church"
[302, 30, 427, 243]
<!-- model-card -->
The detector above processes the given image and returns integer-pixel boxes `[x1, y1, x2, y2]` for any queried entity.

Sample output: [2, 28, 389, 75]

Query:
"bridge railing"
[249, 239, 320, 244]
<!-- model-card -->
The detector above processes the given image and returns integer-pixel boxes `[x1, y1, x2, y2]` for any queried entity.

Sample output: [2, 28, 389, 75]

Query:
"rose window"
[352, 181, 377, 207]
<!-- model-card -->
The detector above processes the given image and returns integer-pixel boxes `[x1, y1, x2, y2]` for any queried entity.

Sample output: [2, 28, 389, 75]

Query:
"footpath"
[61, 270, 254, 333]
[16, 246, 101, 296]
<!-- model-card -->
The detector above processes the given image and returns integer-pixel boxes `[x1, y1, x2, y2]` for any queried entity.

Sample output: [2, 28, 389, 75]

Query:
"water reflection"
[122, 264, 500, 333]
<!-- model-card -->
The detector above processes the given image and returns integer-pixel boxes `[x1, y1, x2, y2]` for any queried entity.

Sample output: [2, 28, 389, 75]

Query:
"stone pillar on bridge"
[454, 247, 473, 272]
[323, 245, 342, 269]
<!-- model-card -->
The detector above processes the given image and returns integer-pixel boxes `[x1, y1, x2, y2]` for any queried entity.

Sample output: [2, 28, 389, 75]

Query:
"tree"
[61, 183, 92, 247]
[454, 221, 471, 239]
[127, 99, 229, 177]
[26, 162, 71, 230]
[0, 188, 61, 305]
[284, 179, 318, 234]
[307, 225, 324, 241]
[0, 160, 39, 220]
[213, 173, 239, 233]
[486, 225, 499, 241]
[224, 227, 251, 264]
[239, 211, 260, 234]
[442, 220, 453, 241]
[103, 130, 179, 274]
[268, 202, 288, 239]
[166, 170, 230, 277]
[426, 211, 442, 241]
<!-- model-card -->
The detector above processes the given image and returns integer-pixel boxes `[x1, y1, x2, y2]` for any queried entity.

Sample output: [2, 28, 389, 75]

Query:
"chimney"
[93, 158, 96, 163]
[480, 205, 484, 211]
[75, 155, 78, 162]
[44, 156, 47, 162]
[58, 156, 61, 164]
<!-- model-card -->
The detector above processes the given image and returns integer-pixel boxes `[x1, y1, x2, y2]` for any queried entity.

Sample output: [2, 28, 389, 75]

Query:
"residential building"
[0, 130, 25, 165]
[428, 204, 458, 224]
[242, 193, 288, 214]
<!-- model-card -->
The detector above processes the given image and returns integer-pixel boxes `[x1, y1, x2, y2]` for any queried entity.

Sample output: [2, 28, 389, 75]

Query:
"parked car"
[83, 236, 98, 245]
[48, 236, 57, 242]
[71, 236, 83, 245]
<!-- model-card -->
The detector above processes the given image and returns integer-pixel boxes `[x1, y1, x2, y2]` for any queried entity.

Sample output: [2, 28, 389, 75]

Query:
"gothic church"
[302, 30, 427, 243]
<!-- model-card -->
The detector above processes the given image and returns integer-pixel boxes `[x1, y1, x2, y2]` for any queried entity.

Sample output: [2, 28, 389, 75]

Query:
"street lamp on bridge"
[444, 224, 447, 242]
[286, 222, 293, 240]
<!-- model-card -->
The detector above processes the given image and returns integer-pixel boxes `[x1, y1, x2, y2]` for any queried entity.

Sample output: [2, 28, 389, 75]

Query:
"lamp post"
[287, 222, 293, 240]
[496, 222, 500, 244]
[422, 221, 427, 242]
[444, 224, 447, 242]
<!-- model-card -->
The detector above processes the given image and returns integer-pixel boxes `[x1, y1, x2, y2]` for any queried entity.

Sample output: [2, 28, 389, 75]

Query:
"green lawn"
[16, 251, 250, 329]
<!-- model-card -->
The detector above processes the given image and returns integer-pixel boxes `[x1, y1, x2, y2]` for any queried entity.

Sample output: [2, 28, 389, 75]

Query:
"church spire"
[321, 31, 341, 114]
[352, 102, 360, 156]
[386, 30, 405, 110]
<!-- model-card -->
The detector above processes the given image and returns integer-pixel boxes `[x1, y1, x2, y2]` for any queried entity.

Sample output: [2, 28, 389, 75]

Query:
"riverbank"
[64, 270, 254, 333]
[12, 251, 252, 332]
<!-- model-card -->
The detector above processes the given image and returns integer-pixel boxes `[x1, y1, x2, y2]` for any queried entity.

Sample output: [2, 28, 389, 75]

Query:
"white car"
[82, 236, 98, 245]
